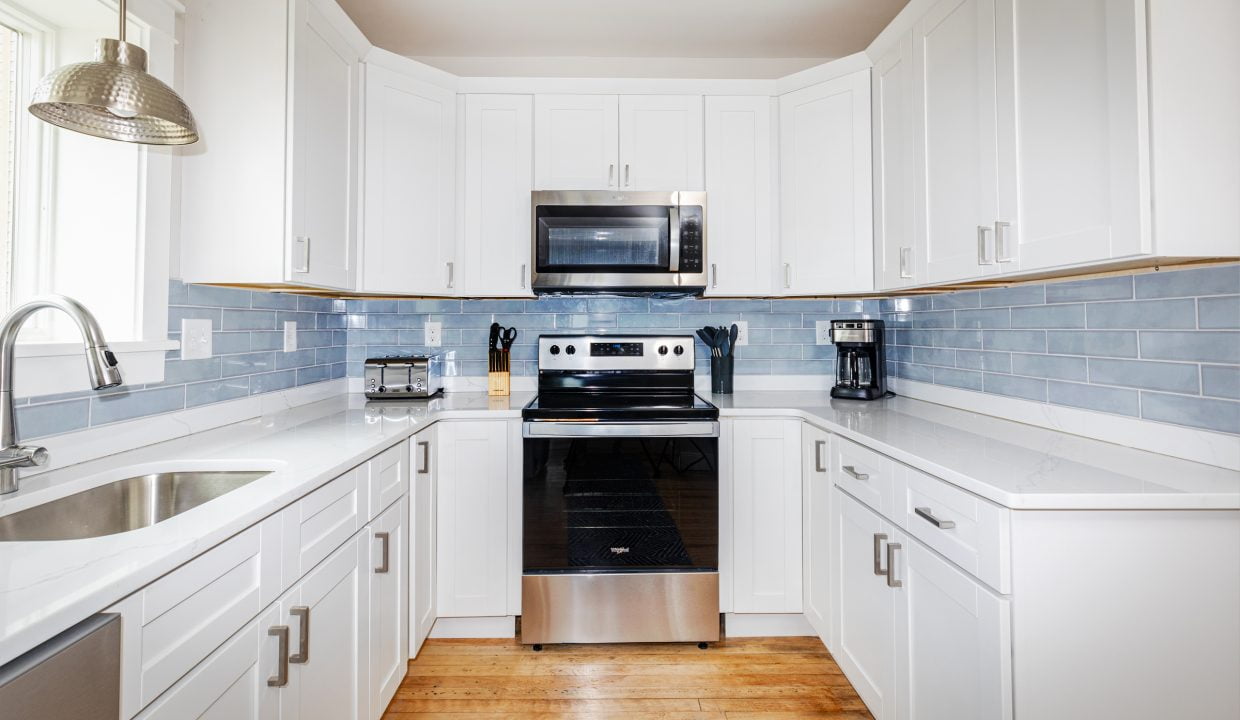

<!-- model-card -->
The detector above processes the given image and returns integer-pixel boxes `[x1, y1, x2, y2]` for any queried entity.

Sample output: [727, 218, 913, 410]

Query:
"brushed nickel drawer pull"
[873, 532, 888, 577]
[375, 531, 391, 573]
[267, 625, 289, 687]
[886, 543, 903, 588]
[289, 606, 310, 664]
[417, 441, 430, 473]
[815, 440, 826, 473]
[842, 465, 869, 481]
[915, 506, 956, 530]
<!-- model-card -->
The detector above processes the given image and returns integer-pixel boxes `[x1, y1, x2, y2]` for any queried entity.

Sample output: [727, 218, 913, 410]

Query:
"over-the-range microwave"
[530, 190, 706, 293]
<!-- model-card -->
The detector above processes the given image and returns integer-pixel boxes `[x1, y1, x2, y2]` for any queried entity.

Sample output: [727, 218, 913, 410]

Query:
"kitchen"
[0, 0, 1236, 718]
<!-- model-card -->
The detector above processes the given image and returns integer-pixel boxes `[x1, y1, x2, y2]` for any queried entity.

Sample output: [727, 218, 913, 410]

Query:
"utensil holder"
[710, 355, 734, 394]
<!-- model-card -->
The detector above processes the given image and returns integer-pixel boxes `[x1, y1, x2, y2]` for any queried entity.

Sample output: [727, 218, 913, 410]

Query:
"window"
[0, 20, 19, 316]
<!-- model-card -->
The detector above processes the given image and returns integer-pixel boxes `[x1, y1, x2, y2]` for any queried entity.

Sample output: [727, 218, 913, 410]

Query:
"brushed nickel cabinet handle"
[995, 221, 1013, 263]
[445, 261, 454, 289]
[915, 506, 956, 530]
[289, 606, 310, 664]
[783, 263, 792, 289]
[417, 441, 430, 474]
[815, 440, 826, 473]
[520, 264, 527, 289]
[608, 163, 615, 186]
[267, 625, 289, 687]
[977, 226, 994, 265]
[899, 246, 913, 279]
[375, 531, 391, 573]
[873, 532, 888, 577]
[886, 543, 903, 588]
[711, 263, 718, 289]
[293, 237, 310, 273]
[842, 465, 869, 481]
[624, 163, 630, 186]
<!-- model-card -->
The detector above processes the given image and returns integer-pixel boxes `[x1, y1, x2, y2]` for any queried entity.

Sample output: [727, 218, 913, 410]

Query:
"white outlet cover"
[181, 318, 213, 359]
[815, 320, 833, 344]
[425, 321, 442, 347]
[283, 321, 297, 352]
[733, 320, 749, 346]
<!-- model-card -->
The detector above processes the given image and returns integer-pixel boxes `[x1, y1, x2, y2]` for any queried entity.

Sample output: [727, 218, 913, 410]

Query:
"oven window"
[536, 206, 670, 271]
[523, 436, 718, 574]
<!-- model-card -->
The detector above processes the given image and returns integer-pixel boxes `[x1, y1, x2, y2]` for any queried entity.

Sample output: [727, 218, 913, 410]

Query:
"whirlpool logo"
[610, 547, 630, 554]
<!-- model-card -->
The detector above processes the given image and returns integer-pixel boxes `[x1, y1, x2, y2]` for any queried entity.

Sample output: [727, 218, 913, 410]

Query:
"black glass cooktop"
[523, 391, 718, 422]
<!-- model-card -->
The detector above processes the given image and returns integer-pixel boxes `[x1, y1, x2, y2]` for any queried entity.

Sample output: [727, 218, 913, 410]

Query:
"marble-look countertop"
[1, 388, 1235, 667]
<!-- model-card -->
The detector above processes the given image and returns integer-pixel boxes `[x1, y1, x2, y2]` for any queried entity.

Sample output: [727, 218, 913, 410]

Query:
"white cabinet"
[778, 71, 873, 295]
[436, 420, 516, 617]
[832, 489, 897, 720]
[730, 418, 802, 614]
[181, 0, 363, 289]
[367, 498, 408, 717]
[704, 96, 776, 296]
[460, 95, 534, 297]
[893, 531, 1013, 720]
[410, 429, 437, 655]
[873, 35, 917, 290]
[533, 94, 703, 191]
[618, 95, 704, 190]
[802, 424, 832, 645]
[361, 60, 456, 295]
[533, 95, 619, 189]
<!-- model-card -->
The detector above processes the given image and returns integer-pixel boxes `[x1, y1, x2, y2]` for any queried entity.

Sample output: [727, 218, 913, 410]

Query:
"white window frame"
[1, 0, 184, 397]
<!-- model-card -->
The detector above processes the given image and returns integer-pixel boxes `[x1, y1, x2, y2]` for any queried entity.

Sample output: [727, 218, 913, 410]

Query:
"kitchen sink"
[0, 470, 271, 542]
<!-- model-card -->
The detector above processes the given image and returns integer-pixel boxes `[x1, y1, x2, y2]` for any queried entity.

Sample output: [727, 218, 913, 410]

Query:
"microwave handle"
[668, 206, 681, 272]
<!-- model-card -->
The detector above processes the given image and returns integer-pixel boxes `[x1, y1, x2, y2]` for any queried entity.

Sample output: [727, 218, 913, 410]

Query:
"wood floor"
[381, 636, 874, 719]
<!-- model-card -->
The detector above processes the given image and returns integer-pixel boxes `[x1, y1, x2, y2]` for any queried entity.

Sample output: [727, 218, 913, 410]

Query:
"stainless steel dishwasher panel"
[0, 613, 120, 720]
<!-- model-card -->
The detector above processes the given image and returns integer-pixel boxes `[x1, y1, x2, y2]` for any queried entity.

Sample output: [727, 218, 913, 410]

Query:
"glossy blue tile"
[587, 297, 649, 313]
[912, 347, 956, 367]
[978, 284, 1045, 308]
[907, 310, 956, 328]
[954, 350, 1012, 373]
[1011, 304, 1086, 329]
[734, 359, 772, 375]
[251, 292, 299, 310]
[983, 373, 1047, 402]
[297, 330, 335, 348]
[1199, 296, 1240, 329]
[896, 362, 933, 382]
[249, 332, 285, 351]
[222, 309, 276, 331]
[317, 313, 345, 330]
[15, 399, 90, 440]
[1047, 381, 1140, 417]
[167, 306, 220, 333]
[932, 330, 983, 349]
[435, 314, 495, 329]
[770, 360, 833, 375]
[1202, 365, 1240, 400]
[931, 291, 980, 310]
[91, 386, 184, 425]
[494, 314, 555, 330]
[168, 279, 190, 305]
[401, 300, 462, 313]
[710, 299, 771, 312]
[187, 284, 252, 308]
[1140, 392, 1240, 434]
[363, 300, 400, 313]
[932, 367, 983, 391]
[1135, 265, 1240, 299]
[298, 295, 334, 312]
[769, 329, 816, 344]
[983, 330, 1046, 353]
[275, 311, 317, 328]
[879, 296, 930, 312]
[212, 332, 251, 355]
[742, 313, 803, 328]
[1045, 276, 1132, 304]
[161, 357, 222, 385]
[1086, 299, 1197, 329]
[529, 297, 590, 313]
[460, 300, 527, 313]
[737, 345, 802, 359]
[296, 365, 333, 386]
[1139, 331, 1240, 364]
[316, 346, 346, 365]
[249, 370, 298, 395]
[1045, 330, 1138, 358]
[774, 299, 835, 312]
[1088, 358, 1200, 393]
[1010, 353, 1087, 381]
[954, 308, 1010, 329]
[276, 349, 317, 370]
[368, 314, 425, 329]
[221, 352, 277, 378]
[185, 378, 250, 408]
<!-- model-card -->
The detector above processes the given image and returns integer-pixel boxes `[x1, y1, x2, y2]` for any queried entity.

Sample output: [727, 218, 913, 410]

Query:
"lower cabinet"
[801, 424, 832, 645]
[410, 428, 437, 654]
[368, 497, 408, 716]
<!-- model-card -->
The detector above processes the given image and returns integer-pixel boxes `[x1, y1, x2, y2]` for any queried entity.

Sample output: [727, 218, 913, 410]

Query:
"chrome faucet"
[0, 296, 122, 494]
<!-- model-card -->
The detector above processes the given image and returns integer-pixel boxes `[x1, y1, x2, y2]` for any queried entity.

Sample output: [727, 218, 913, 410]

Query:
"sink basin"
[0, 470, 271, 541]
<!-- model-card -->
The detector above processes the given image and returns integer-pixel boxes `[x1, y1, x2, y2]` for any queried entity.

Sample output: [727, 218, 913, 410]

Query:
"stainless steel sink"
[0, 470, 271, 541]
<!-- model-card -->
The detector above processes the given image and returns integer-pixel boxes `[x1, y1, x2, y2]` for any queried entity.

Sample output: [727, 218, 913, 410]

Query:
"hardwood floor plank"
[385, 699, 703, 713]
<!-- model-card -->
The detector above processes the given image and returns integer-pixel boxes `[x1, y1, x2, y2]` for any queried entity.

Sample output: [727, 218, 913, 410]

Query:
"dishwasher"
[0, 613, 120, 720]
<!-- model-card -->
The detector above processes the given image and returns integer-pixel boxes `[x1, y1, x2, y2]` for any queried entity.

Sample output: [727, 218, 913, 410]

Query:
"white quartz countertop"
[1, 387, 1236, 668]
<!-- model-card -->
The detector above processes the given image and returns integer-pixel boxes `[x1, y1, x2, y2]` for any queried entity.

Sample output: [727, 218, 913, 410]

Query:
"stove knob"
[658, 345, 668, 356]
[406, 385, 414, 393]
[566, 345, 576, 355]
[549, 344, 561, 355]
[377, 386, 386, 393]
[673, 345, 684, 356]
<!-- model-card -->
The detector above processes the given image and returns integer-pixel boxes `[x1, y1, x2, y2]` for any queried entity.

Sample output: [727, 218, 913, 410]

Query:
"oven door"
[522, 421, 718, 576]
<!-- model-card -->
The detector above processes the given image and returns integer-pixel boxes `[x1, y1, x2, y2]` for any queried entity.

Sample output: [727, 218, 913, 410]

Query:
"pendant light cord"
[118, 0, 126, 42]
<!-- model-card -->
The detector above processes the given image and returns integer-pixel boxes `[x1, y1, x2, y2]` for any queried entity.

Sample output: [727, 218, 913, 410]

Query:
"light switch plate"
[283, 321, 297, 352]
[733, 320, 749, 346]
[424, 321, 442, 347]
[181, 318, 212, 359]
[815, 320, 832, 345]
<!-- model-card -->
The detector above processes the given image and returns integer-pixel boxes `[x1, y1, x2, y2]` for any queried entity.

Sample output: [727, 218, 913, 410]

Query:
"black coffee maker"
[829, 319, 887, 400]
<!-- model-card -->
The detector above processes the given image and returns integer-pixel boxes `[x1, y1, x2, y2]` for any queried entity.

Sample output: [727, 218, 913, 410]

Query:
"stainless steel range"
[521, 334, 720, 646]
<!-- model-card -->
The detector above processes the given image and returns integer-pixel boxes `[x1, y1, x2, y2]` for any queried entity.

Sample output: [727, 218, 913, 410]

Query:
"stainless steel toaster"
[363, 355, 442, 399]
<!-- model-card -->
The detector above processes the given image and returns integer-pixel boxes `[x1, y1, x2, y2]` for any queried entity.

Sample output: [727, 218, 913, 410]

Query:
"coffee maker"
[829, 319, 887, 400]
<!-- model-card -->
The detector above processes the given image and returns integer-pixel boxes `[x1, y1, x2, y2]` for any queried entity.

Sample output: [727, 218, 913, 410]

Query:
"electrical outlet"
[424, 321, 442, 347]
[283, 321, 297, 352]
[816, 320, 833, 345]
[733, 320, 749, 346]
[181, 318, 213, 359]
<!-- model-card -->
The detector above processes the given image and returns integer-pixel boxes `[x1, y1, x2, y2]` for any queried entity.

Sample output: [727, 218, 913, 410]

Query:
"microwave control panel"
[679, 206, 704, 273]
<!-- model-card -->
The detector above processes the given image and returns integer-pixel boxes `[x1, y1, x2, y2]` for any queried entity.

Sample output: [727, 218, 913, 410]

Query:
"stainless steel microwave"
[531, 190, 706, 293]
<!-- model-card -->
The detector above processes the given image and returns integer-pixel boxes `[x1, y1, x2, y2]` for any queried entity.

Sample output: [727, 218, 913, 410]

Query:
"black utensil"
[729, 324, 739, 356]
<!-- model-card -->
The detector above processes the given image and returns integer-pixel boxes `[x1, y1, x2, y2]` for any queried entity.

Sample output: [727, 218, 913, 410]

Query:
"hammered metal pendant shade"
[29, 34, 198, 145]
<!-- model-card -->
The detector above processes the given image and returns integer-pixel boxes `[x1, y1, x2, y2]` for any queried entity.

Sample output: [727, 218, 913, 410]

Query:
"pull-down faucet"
[0, 296, 122, 494]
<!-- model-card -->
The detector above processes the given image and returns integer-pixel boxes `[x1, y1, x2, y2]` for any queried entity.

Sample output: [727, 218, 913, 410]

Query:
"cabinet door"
[369, 498, 408, 717]
[460, 94, 534, 297]
[832, 489, 896, 719]
[410, 429, 437, 655]
[873, 35, 917, 290]
[288, 0, 357, 290]
[894, 532, 1013, 720]
[533, 94, 619, 190]
[703, 96, 776, 296]
[731, 418, 803, 613]
[802, 424, 832, 646]
[913, 0, 1002, 284]
[283, 535, 369, 720]
[436, 421, 510, 617]
[778, 71, 873, 294]
[361, 63, 456, 295]
[618, 95, 704, 190]
[137, 606, 282, 720]
[1000, 0, 1148, 271]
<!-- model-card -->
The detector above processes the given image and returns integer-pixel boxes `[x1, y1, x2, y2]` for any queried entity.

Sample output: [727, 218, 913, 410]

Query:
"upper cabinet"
[181, 0, 365, 290]
[872, 36, 916, 290]
[361, 58, 457, 296]
[704, 96, 777, 296]
[459, 95, 535, 297]
[533, 94, 703, 191]
[779, 70, 874, 295]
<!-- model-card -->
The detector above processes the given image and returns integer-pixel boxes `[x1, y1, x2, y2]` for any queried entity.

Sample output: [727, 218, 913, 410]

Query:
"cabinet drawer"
[367, 442, 408, 521]
[284, 465, 366, 584]
[135, 519, 280, 710]
[900, 466, 1011, 594]
[832, 436, 898, 517]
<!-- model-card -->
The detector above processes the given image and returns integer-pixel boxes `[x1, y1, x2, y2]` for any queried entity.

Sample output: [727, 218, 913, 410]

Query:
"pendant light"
[28, 0, 198, 145]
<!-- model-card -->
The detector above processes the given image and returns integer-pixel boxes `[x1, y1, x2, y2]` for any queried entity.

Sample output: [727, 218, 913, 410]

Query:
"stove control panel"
[538, 335, 695, 372]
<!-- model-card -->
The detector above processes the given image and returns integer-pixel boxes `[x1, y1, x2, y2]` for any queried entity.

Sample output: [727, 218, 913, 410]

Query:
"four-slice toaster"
[364, 355, 442, 399]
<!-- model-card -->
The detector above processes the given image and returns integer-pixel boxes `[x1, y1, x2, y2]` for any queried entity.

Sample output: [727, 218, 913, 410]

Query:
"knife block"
[487, 349, 510, 396]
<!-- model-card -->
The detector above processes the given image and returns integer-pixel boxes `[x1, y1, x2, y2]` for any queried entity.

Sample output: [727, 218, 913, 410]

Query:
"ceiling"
[336, 0, 909, 78]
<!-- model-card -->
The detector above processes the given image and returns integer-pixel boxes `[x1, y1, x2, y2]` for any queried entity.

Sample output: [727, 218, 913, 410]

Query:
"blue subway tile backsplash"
[10, 264, 1240, 442]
